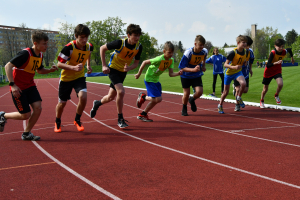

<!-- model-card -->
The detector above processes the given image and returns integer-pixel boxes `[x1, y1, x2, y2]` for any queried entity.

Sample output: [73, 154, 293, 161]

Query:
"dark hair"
[195, 35, 206, 44]
[236, 35, 248, 43]
[275, 39, 285, 46]
[31, 30, 49, 43]
[213, 47, 219, 55]
[74, 24, 90, 37]
[246, 36, 253, 46]
[126, 24, 142, 35]
[164, 41, 174, 52]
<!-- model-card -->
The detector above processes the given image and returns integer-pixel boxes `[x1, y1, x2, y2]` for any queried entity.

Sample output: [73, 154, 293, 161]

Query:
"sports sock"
[141, 111, 147, 116]
[260, 99, 264, 102]
[183, 104, 187, 109]
[118, 113, 123, 120]
[56, 118, 61, 129]
[236, 95, 241, 101]
[75, 113, 81, 122]
[275, 93, 278, 97]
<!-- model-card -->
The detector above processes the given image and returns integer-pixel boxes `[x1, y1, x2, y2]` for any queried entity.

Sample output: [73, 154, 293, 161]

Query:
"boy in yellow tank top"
[90, 24, 143, 128]
[0, 31, 58, 140]
[54, 24, 93, 132]
[218, 35, 248, 114]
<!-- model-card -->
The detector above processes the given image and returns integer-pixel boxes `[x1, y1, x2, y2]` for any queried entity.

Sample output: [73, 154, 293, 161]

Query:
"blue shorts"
[224, 71, 243, 85]
[144, 80, 162, 98]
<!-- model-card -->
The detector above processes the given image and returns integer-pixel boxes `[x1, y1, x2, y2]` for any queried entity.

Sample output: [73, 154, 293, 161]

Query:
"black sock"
[56, 118, 61, 128]
[141, 111, 147, 116]
[96, 100, 102, 107]
[75, 113, 81, 122]
[118, 113, 123, 120]
[23, 132, 29, 136]
[182, 104, 187, 110]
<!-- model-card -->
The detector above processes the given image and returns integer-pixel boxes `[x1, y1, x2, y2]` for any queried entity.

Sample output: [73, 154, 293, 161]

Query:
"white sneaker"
[275, 96, 281, 105]
[260, 101, 265, 108]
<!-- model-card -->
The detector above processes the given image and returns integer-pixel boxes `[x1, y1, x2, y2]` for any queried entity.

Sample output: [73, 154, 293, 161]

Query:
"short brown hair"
[275, 39, 285, 46]
[74, 24, 90, 37]
[31, 30, 49, 43]
[126, 24, 142, 35]
[236, 35, 248, 43]
[195, 35, 206, 44]
[164, 41, 174, 52]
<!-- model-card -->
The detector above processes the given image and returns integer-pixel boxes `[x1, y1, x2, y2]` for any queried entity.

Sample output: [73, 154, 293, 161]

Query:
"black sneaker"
[0, 111, 6, 132]
[90, 100, 101, 118]
[188, 97, 197, 112]
[181, 105, 188, 116]
[118, 119, 129, 129]
[21, 132, 40, 141]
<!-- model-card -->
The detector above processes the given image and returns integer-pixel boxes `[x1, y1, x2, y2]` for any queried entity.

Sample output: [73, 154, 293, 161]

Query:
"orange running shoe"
[54, 122, 61, 133]
[74, 121, 84, 131]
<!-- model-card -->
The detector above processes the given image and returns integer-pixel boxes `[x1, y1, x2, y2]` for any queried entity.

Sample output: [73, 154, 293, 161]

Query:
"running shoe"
[90, 100, 102, 118]
[236, 96, 245, 108]
[118, 119, 129, 128]
[136, 92, 146, 108]
[74, 121, 84, 131]
[137, 113, 153, 122]
[275, 96, 281, 105]
[21, 132, 40, 141]
[234, 104, 241, 112]
[218, 105, 224, 114]
[260, 100, 265, 108]
[0, 111, 6, 132]
[209, 94, 217, 98]
[189, 97, 197, 112]
[182, 105, 188, 116]
[54, 122, 61, 133]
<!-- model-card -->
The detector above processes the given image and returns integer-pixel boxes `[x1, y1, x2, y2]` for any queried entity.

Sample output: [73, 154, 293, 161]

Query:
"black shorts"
[11, 86, 42, 114]
[262, 73, 282, 85]
[59, 77, 86, 102]
[108, 67, 127, 90]
[234, 77, 249, 87]
[181, 76, 203, 88]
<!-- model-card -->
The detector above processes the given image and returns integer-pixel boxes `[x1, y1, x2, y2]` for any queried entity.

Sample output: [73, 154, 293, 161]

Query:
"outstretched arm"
[135, 60, 150, 79]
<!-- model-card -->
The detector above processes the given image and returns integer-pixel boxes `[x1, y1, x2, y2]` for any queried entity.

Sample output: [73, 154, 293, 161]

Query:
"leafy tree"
[102, 16, 126, 43]
[291, 35, 300, 58]
[178, 41, 184, 53]
[285, 29, 298, 46]
[204, 41, 213, 53]
[223, 43, 228, 48]
[55, 22, 75, 60]
[139, 32, 156, 62]
[244, 28, 251, 36]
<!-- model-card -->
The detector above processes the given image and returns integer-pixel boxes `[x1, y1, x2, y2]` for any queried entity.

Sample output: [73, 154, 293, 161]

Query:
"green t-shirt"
[145, 54, 174, 83]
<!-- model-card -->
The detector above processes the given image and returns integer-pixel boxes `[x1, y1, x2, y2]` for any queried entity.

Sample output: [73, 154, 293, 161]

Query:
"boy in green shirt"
[135, 41, 182, 121]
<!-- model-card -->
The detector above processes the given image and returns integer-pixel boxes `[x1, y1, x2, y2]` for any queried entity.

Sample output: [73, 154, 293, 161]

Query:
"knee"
[33, 105, 42, 113]
[117, 90, 125, 97]
[278, 83, 283, 88]
[21, 112, 31, 120]
[156, 97, 162, 103]
[243, 88, 248, 93]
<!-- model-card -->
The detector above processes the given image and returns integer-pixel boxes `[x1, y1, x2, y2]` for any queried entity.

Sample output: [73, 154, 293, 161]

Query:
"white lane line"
[0, 91, 10, 99]
[230, 125, 300, 132]
[52, 79, 300, 190]
[87, 91, 300, 148]
[32, 141, 121, 200]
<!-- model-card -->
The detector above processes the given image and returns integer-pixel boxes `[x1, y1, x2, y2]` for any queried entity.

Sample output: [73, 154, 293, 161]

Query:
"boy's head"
[163, 41, 174, 59]
[126, 24, 142, 44]
[246, 36, 253, 48]
[274, 39, 285, 52]
[31, 30, 49, 52]
[236, 35, 248, 48]
[194, 35, 206, 52]
[213, 47, 219, 55]
[74, 24, 90, 47]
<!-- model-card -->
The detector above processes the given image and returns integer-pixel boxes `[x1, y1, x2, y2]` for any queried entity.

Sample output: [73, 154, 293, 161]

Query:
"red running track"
[1, 78, 300, 199]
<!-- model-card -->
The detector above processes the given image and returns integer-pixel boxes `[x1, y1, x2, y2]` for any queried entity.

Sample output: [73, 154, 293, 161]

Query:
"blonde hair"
[195, 35, 206, 44]
[236, 35, 248, 43]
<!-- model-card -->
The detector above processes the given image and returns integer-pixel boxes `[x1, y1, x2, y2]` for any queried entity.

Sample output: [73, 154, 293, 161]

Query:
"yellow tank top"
[109, 39, 140, 72]
[226, 48, 248, 75]
[60, 41, 91, 82]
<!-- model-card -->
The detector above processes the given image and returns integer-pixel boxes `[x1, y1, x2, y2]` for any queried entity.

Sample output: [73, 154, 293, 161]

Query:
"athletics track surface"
[0, 78, 300, 199]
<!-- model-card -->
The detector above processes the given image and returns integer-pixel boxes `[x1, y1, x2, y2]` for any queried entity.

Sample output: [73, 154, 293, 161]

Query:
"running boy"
[90, 24, 143, 128]
[218, 35, 248, 114]
[0, 31, 58, 140]
[54, 24, 93, 132]
[260, 39, 294, 108]
[135, 41, 182, 121]
[233, 36, 254, 97]
[178, 35, 207, 116]
[205, 47, 226, 97]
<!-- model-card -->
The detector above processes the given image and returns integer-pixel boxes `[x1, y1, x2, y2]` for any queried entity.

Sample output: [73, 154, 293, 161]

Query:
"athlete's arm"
[201, 59, 206, 72]
[286, 48, 295, 64]
[168, 68, 182, 77]
[86, 53, 92, 74]
[57, 62, 83, 72]
[5, 62, 22, 98]
[126, 59, 140, 72]
[37, 65, 58, 74]
[100, 44, 109, 74]
[135, 60, 150, 79]
[266, 52, 276, 68]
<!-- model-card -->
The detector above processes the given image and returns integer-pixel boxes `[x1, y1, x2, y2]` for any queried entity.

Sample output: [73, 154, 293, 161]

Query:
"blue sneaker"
[218, 105, 224, 114]
[0, 111, 6, 132]
[236, 97, 245, 108]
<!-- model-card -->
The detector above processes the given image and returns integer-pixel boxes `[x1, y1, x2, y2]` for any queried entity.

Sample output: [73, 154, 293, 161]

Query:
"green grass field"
[87, 65, 300, 108]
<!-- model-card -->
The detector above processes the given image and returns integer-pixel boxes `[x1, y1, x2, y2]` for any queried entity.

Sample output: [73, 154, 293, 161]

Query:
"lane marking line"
[0, 162, 55, 171]
[0, 91, 10, 99]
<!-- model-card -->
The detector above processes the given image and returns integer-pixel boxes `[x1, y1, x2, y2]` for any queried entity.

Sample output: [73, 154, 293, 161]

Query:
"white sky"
[1, 0, 300, 49]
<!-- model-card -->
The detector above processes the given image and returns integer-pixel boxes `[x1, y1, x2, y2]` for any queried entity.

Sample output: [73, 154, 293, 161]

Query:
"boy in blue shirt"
[205, 47, 226, 97]
[135, 42, 182, 121]
[178, 35, 207, 116]
[233, 36, 254, 97]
